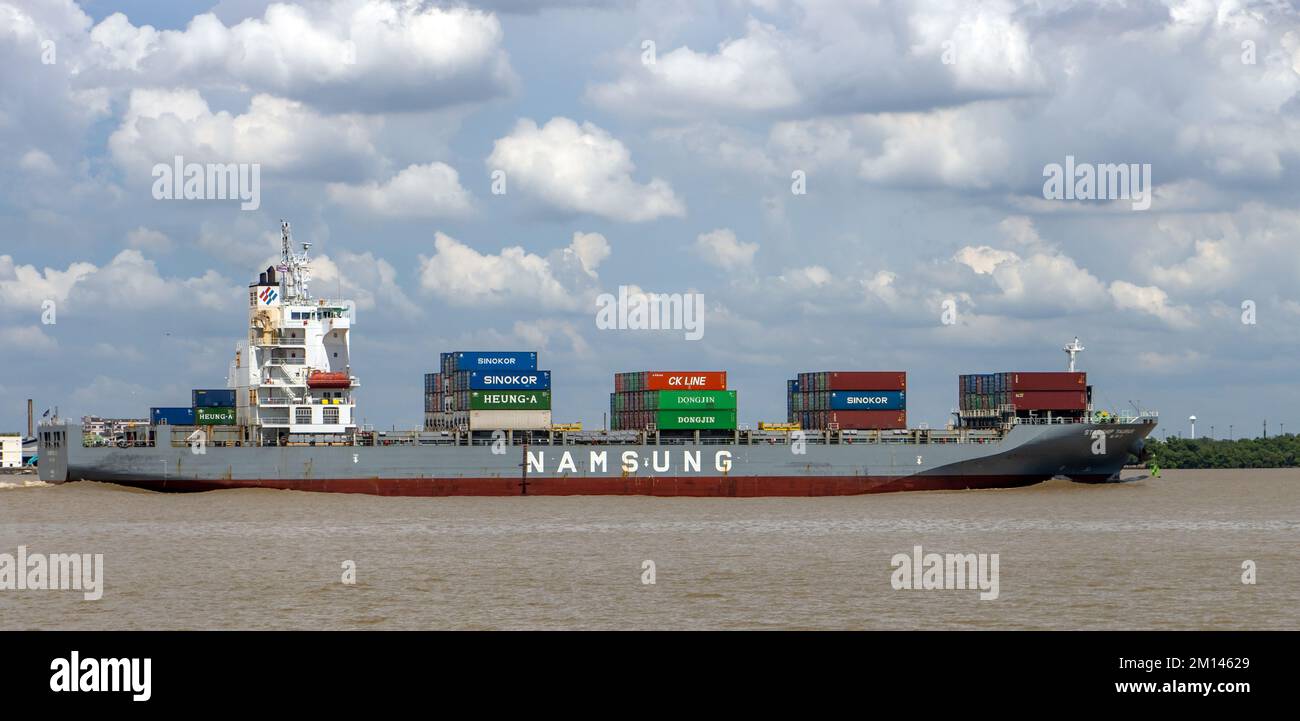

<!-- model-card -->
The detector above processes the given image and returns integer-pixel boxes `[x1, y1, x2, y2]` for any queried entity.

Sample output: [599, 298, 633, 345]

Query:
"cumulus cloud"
[108, 88, 384, 181]
[0, 249, 236, 318]
[1109, 280, 1195, 328]
[125, 226, 172, 253]
[0, 254, 97, 310]
[589, 19, 801, 117]
[487, 117, 684, 222]
[327, 162, 473, 218]
[417, 230, 609, 309]
[588, 3, 1044, 118]
[310, 251, 421, 317]
[19, 149, 57, 175]
[694, 228, 757, 270]
[83, 1, 516, 112]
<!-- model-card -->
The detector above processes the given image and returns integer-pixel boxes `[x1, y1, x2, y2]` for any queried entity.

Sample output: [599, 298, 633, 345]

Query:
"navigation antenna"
[279, 220, 313, 302]
[1063, 336, 1085, 371]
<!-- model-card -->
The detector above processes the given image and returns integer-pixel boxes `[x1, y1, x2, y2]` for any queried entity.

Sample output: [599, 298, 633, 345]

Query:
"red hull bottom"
[79, 474, 1056, 496]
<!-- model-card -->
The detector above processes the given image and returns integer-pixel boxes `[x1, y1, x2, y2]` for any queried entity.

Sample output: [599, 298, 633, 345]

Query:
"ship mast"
[279, 220, 313, 303]
[1063, 336, 1084, 372]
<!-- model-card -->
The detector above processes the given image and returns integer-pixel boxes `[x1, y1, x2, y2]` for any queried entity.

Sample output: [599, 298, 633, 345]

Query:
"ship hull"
[38, 421, 1154, 497]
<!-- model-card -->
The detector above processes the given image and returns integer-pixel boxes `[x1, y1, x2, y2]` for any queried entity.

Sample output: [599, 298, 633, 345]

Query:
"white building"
[1, 434, 20, 468]
[228, 222, 359, 445]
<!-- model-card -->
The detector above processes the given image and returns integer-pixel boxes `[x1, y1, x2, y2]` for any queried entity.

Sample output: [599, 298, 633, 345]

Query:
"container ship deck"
[36, 221, 1158, 497]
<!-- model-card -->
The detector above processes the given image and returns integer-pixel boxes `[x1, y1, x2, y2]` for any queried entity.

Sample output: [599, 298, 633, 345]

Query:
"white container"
[469, 410, 552, 430]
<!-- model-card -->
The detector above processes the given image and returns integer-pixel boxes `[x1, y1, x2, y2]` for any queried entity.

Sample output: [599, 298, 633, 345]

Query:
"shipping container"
[469, 390, 551, 411]
[617, 371, 727, 392]
[195, 406, 236, 425]
[192, 389, 236, 408]
[454, 351, 538, 372]
[829, 390, 905, 411]
[468, 370, 551, 390]
[468, 410, 552, 430]
[654, 410, 737, 430]
[655, 390, 736, 410]
[150, 407, 194, 425]
[1009, 372, 1086, 391]
[828, 371, 905, 391]
[1010, 391, 1087, 410]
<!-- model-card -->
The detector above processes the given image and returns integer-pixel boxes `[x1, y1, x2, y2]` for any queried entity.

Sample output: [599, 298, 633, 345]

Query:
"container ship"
[37, 223, 1158, 497]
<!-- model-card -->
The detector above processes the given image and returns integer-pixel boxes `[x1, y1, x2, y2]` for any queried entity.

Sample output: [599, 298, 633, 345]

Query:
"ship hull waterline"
[39, 421, 1154, 497]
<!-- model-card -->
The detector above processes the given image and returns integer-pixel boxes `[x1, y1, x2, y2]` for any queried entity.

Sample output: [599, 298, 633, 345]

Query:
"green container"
[469, 390, 551, 410]
[656, 390, 736, 410]
[196, 406, 235, 425]
[655, 410, 737, 430]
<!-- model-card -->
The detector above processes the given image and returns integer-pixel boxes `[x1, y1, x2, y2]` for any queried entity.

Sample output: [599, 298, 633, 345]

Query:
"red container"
[1011, 391, 1086, 410]
[645, 371, 727, 391]
[1009, 372, 1085, 391]
[822, 410, 907, 430]
[827, 372, 906, 391]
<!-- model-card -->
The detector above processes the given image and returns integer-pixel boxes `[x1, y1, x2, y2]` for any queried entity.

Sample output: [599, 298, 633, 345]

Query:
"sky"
[1, 0, 1299, 440]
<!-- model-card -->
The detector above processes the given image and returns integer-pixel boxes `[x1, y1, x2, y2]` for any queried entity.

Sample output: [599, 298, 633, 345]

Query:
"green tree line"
[1146, 434, 1300, 469]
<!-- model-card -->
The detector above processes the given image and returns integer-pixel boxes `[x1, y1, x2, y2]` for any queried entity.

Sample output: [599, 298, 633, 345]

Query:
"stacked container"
[609, 372, 735, 431]
[425, 352, 551, 430]
[786, 371, 907, 430]
[958, 372, 1087, 413]
[192, 388, 236, 426]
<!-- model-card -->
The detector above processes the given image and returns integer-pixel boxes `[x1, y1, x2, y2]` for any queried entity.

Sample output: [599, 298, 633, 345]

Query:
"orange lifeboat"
[307, 371, 351, 389]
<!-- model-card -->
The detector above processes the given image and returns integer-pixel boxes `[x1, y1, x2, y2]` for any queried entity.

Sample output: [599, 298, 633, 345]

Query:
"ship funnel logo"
[258, 287, 279, 305]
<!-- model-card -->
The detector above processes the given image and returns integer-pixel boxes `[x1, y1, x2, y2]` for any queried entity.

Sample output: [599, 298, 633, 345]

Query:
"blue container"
[829, 391, 906, 411]
[193, 389, 236, 408]
[151, 407, 195, 425]
[454, 351, 537, 372]
[469, 370, 550, 390]
[788, 379, 800, 393]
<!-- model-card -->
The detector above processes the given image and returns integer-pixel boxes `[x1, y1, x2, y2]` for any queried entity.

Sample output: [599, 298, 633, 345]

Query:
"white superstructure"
[228, 221, 359, 445]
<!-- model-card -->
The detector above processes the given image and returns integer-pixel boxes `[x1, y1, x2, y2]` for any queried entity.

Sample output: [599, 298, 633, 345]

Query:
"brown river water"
[0, 469, 1295, 630]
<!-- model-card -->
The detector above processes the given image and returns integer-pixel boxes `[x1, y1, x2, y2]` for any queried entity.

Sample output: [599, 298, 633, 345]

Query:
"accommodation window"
[323, 407, 339, 425]
[295, 407, 312, 424]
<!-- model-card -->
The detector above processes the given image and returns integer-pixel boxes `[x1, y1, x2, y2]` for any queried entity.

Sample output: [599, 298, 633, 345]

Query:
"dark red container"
[1010, 391, 1086, 410]
[824, 410, 907, 429]
[1009, 372, 1085, 391]
[645, 371, 727, 391]
[826, 372, 906, 391]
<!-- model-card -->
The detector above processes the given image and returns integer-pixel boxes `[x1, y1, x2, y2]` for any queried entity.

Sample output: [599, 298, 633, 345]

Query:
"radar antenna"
[279, 220, 313, 302]
[1064, 336, 1085, 372]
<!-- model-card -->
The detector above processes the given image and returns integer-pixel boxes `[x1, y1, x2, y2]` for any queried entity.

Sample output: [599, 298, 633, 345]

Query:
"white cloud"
[417, 231, 607, 309]
[125, 226, 172, 253]
[694, 228, 757, 270]
[487, 117, 684, 222]
[310, 251, 420, 317]
[562, 232, 611, 278]
[1109, 280, 1195, 328]
[0, 255, 97, 310]
[327, 162, 473, 218]
[19, 149, 57, 175]
[589, 19, 801, 117]
[0, 325, 57, 353]
[108, 88, 384, 180]
[587, 3, 1044, 118]
[84, 1, 516, 112]
[953, 246, 1019, 275]
[779, 265, 832, 289]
